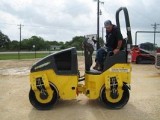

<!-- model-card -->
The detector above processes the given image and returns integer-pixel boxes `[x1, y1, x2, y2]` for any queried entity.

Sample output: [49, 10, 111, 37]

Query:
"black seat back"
[103, 38, 127, 71]
[103, 51, 127, 71]
[121, 38, 127, 50]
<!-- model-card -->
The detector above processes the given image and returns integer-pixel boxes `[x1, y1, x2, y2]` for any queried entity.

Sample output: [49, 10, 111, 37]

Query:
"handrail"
[116, 7, 132, 45]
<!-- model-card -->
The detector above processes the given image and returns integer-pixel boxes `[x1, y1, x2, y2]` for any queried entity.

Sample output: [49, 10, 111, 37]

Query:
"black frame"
[31, 47, 78, 75]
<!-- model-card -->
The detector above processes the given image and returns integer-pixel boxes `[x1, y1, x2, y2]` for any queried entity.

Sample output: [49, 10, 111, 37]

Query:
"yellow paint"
[30, 69, 78, 102]
[30, 63, 131, 104]
[84, 63, 131, 103]
[30, 73, 54, 103]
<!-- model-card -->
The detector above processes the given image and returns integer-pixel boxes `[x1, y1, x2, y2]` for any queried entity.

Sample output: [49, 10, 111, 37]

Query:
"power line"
[0, 22, 17, 26]
[0, 22, 93, 31]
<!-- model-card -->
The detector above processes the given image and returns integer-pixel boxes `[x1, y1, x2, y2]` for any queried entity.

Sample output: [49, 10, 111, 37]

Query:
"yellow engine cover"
[30, 69, 78, 101]
[85, 63, 131, 99]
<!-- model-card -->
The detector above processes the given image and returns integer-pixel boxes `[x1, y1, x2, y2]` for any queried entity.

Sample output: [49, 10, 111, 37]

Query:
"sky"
[0, 0, 160, 46]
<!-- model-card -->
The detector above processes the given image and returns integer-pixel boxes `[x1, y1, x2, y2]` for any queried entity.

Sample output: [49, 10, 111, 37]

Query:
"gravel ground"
[0, 57, 160, 120]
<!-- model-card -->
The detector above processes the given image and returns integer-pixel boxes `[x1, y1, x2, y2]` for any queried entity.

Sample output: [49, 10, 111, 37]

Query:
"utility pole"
[97, 0, 100, 50]
[102, 27, 104, 41]
[94, 0, 104, 50]
[17, 24, 24, 59]
[151, 22, 160, 47]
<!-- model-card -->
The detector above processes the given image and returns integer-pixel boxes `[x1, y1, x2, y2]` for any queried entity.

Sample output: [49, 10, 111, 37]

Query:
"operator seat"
[83, 38, 127, 73]
[103, 38, 127, 71]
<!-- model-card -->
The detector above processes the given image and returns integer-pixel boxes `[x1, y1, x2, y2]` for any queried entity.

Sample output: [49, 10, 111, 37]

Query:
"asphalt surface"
[0, 58, 160, 120]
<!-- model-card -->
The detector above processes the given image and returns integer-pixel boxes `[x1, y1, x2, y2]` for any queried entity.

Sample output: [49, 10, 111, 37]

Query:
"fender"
[123, 83, 131, 90]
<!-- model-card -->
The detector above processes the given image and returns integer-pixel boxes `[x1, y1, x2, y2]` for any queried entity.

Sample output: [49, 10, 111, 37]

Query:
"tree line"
[0, 30, 104, 51]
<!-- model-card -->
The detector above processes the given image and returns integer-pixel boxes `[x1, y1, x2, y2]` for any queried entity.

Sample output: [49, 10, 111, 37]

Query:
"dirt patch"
[0, 57, 160, 120]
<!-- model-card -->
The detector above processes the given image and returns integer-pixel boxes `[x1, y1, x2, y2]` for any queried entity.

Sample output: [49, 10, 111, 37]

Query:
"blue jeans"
[95, 47, 113, 66]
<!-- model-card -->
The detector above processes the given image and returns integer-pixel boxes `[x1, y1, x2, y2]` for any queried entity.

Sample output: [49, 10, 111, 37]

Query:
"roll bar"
[116, 7, 132, 45]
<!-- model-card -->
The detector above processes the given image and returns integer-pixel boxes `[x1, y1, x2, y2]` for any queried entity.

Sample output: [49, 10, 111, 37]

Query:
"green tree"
[59, 41, 64, 46]
[9, 40, 19, 51]
[21, 36, 47, 51]
[50, 41, 60, 46]
[62, 36, 85, 50]
[45, 41, 51, 50]
[0, 31, 10, 49]
[21, 38, 30, 50]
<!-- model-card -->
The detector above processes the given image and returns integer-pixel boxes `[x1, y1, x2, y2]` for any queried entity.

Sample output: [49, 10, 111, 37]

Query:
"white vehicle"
[155, 53, 160, 69]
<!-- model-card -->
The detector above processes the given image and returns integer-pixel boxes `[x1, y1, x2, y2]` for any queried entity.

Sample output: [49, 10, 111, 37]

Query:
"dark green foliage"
[0, 31, 11, 50]
[61, 36, 85, 50]
[0, 30, 86, 51]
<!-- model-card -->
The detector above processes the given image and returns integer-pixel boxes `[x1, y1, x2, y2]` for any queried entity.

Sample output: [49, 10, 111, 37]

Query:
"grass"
[0, 53, 50, 60]
[0, 51, 84, 60]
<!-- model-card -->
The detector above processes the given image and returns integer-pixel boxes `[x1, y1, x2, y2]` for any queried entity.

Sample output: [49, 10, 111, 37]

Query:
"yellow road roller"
[29, 7, 132, 110]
